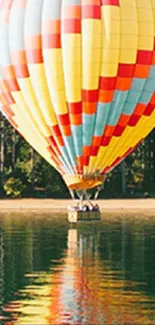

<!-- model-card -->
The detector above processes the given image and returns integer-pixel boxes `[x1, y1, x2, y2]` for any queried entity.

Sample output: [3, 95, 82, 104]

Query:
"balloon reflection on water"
[2, 226, 155, 325]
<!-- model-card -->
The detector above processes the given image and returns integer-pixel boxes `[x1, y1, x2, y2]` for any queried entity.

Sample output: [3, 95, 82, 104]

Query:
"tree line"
[0, 112, 155, 199]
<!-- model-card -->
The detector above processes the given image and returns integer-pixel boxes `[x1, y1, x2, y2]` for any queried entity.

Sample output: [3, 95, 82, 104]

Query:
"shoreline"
[0, 198, 155, 218]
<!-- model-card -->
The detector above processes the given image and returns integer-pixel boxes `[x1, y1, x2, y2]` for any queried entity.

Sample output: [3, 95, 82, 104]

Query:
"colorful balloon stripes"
[1, 0, 155, 190]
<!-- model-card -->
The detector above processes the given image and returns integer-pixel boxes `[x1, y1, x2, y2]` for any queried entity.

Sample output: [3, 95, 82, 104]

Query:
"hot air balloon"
[0, 0, 155, 208]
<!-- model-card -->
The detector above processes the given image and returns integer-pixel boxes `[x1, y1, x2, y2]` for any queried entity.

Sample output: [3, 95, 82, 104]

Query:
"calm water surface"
[0, 214, 155, 324]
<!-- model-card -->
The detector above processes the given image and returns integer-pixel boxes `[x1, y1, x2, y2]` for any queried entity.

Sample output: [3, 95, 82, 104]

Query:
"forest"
[0, 111, 155, 199]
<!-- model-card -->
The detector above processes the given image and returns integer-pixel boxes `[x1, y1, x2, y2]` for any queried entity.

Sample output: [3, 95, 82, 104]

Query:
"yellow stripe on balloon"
[10, 94, 49, 148]
[62, 34, 82, 101]
[119, 0, 138, 64]
[28, 64, 58, 126]
[18, 78, 51, 137]
[152, 0, 155, 37]
[101, 6, 120, 77]
[136, 0, 154, 50]
[82, 19, 102, 89]
[44, 48, 68, 115]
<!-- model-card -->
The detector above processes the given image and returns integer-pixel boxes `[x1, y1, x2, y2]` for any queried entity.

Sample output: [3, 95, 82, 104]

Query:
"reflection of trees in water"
[99, 220, 155, 296]
[0, 227, 4, 316]
[0, 217, 68, 321]
[1, 218, 155, 324]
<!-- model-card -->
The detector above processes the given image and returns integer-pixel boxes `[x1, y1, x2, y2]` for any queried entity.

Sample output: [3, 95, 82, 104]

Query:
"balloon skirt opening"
[63, 175, 105, 191]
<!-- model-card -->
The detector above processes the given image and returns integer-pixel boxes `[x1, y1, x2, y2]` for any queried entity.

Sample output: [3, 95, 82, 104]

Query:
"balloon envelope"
[0, 0, 155, 190]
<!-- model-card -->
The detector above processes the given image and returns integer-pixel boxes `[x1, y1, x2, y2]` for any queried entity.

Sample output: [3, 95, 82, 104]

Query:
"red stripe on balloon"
[101, 0, 120, 5]
[128, 115, 141, 127]
[82, 89, 98, 102]
[114, 113, 132, 136]
[91, 146, 99, 156]
[56, 114, 72, 136]
[43, 34, 61, 48]
[51, 125, 61, 137]
[2, 0, 13, 9]
[5, 79, 20, 92]
[1, 104, 14, 117]
[26, 49, 43, 64]
[83, 145, 90, 167]
[47, 136, 61, 156]
[151, 52, 155, 65]
[110, 156, 121, 169]
[99, 77, 117, 90]
[10, 50, 30, 78]
[68, 102, 82, 114]
[83, 156, 89, 166]
[47, 146, 63, 172]
[68, 101, 82, 124]
[2, 92, 15, 105]
[62, 19, 81, 33]
[136, 50, 153, 65]
[58, 113, 70, 125]
[91, 136, 102, 156]
[114, 125, 126, 137]
[144, 103, 155, 116]
[13, 64, 29, 78]
[144, 92, 155, 116]
[76, 156, 83, 174]
[50, 125, 64, 147]
[0, 93, 8, 106]
[83, 89, 98, 115]
[82, 5, 101, 19]
[128, 141, 142, 155]
[76, 156, 83, 165]
[118, 64, 135, 78]
[101, 136, 111, 146]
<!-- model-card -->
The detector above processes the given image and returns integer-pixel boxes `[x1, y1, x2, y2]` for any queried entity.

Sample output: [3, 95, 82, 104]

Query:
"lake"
[0, 213, 155, 324]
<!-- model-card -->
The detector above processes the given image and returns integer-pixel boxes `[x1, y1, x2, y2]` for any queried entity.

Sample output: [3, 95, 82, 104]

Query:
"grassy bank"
[0, 199, 155, 218]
